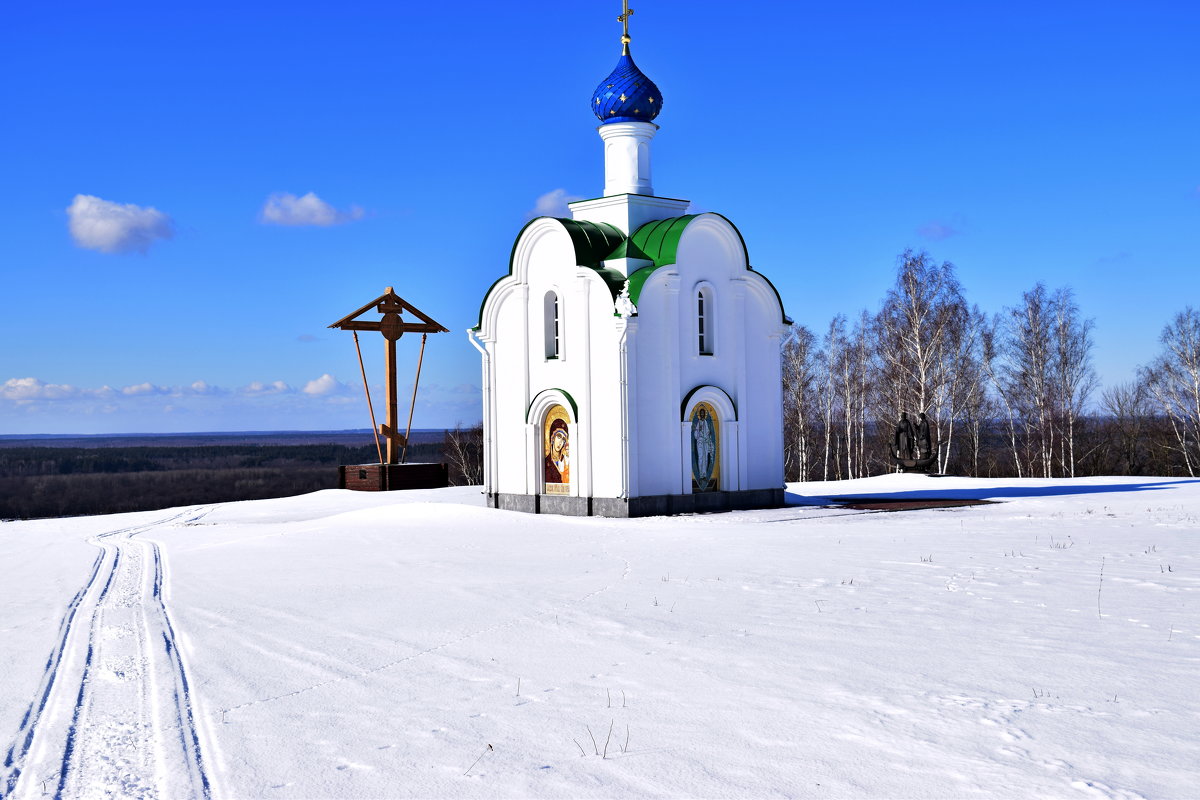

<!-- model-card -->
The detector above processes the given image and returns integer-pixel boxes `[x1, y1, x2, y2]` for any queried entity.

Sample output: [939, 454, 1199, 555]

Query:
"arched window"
[697, 287, 714, 355]
[544, 291, 560, 359]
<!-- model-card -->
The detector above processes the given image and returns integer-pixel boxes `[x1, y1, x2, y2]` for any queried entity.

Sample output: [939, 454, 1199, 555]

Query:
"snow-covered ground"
[1, 475, 1197, 799]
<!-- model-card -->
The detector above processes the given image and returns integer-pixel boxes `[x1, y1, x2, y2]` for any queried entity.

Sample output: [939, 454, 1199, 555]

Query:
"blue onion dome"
[591, 47, 662, 124]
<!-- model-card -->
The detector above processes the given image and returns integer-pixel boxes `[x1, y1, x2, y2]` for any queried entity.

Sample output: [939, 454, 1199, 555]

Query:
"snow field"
[1, 476, 1197, 798]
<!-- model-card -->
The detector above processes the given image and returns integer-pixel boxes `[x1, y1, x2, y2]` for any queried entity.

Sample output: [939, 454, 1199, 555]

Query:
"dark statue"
[893, 412, 913, 460]
[914, 412, 932, 459]
[891, 410, 936, 473]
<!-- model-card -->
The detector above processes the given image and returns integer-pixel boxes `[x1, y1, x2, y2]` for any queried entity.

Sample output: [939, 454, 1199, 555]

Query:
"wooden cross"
[329, 288, 448, 465]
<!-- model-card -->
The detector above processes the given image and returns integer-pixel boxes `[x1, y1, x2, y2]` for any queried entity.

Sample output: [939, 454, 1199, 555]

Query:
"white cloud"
[0, 374, 475, 432]
[121, 381, 170, 396]
[528, 188, 583, 219]
[66, 194, 174, 254]
[2, 376, 352, 404]
[242, 380, 291, 396]
[1, 377, 79, 404]
[260, 192, 365, 227]
[302, 373, 352, 396]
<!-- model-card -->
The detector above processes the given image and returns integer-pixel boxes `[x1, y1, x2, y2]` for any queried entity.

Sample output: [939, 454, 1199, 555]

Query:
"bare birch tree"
[948, 305, 989, 476]
[1140, 307, 1200, 476]
[1002, 284, 1056, 476]
[444, 423, 484, 485]
[1050, 288, 1097, 477]
[851, 310, 876, 476]
[782, 324, 820, 481]
[818, 316, 847, 480]
[981, 315, 1023, 476]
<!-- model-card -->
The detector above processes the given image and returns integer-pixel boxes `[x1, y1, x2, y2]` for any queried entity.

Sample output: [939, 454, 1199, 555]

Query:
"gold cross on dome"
[617, 0, 634, 53]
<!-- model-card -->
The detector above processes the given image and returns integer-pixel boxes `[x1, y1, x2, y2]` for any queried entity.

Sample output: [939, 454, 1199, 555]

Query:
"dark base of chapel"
[487, 488, 784, 518]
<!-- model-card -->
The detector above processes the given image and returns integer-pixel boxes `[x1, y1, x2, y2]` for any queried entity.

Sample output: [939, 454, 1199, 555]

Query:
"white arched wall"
[680, 385, 739, 494]
[674, 214, 748, 271]
[474, 205, 786, 515]
[479, 218, 576, 338]
[629, 266, 682, 496]
[526, 388, 579, 497]
[475, 219, 578, 499]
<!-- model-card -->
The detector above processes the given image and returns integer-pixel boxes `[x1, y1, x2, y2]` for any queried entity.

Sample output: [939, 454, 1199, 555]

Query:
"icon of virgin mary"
[544, 417, 570, 485]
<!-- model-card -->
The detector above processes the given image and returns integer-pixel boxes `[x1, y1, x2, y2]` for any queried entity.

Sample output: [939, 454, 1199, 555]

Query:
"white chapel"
[469, 8, 789, 517]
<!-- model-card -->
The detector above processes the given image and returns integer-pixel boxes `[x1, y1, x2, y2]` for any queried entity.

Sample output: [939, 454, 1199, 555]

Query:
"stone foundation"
[488, 488, 783, 518]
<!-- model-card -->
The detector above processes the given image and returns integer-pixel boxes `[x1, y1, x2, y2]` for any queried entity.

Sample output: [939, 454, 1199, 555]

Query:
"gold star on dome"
[595, 98, 600, 104]
[648, 97, 654, 103]
[619, 93, 627, 102]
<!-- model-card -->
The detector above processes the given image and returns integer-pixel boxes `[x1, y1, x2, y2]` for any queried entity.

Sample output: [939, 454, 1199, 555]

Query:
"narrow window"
[544, 291, 560, 359]
[697, 289, 713, 355]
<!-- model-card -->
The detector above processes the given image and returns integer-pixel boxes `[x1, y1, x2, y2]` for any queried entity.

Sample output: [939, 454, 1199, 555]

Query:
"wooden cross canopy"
[329, 287, 448, 465]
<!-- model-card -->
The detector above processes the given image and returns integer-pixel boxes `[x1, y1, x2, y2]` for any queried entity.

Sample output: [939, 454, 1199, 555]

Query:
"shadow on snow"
[784, 478, 1200, 507]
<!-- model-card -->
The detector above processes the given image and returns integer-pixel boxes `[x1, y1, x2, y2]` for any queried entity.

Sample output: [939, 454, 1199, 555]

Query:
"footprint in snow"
[1069, 778, 1146, 799]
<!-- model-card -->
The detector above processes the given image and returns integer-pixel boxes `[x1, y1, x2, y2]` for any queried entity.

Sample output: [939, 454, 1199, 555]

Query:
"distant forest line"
[0, 427, 483, 520]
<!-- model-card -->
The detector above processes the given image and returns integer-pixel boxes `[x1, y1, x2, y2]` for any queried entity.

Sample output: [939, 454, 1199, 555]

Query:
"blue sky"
[2, 0, 1197, 434]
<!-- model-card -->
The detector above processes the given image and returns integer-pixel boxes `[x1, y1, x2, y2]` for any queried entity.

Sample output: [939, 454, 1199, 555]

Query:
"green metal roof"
[601, 237, 651, 262]
[559, 219, 624, 268]
[628, 215, 698, 268]
[474, 213, 788, 330]
[623, 214, 698, 304]
[590, 265, 629, 301]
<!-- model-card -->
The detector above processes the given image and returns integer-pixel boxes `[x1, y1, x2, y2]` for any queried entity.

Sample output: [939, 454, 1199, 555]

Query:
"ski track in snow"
[1, 507, 216, 800]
